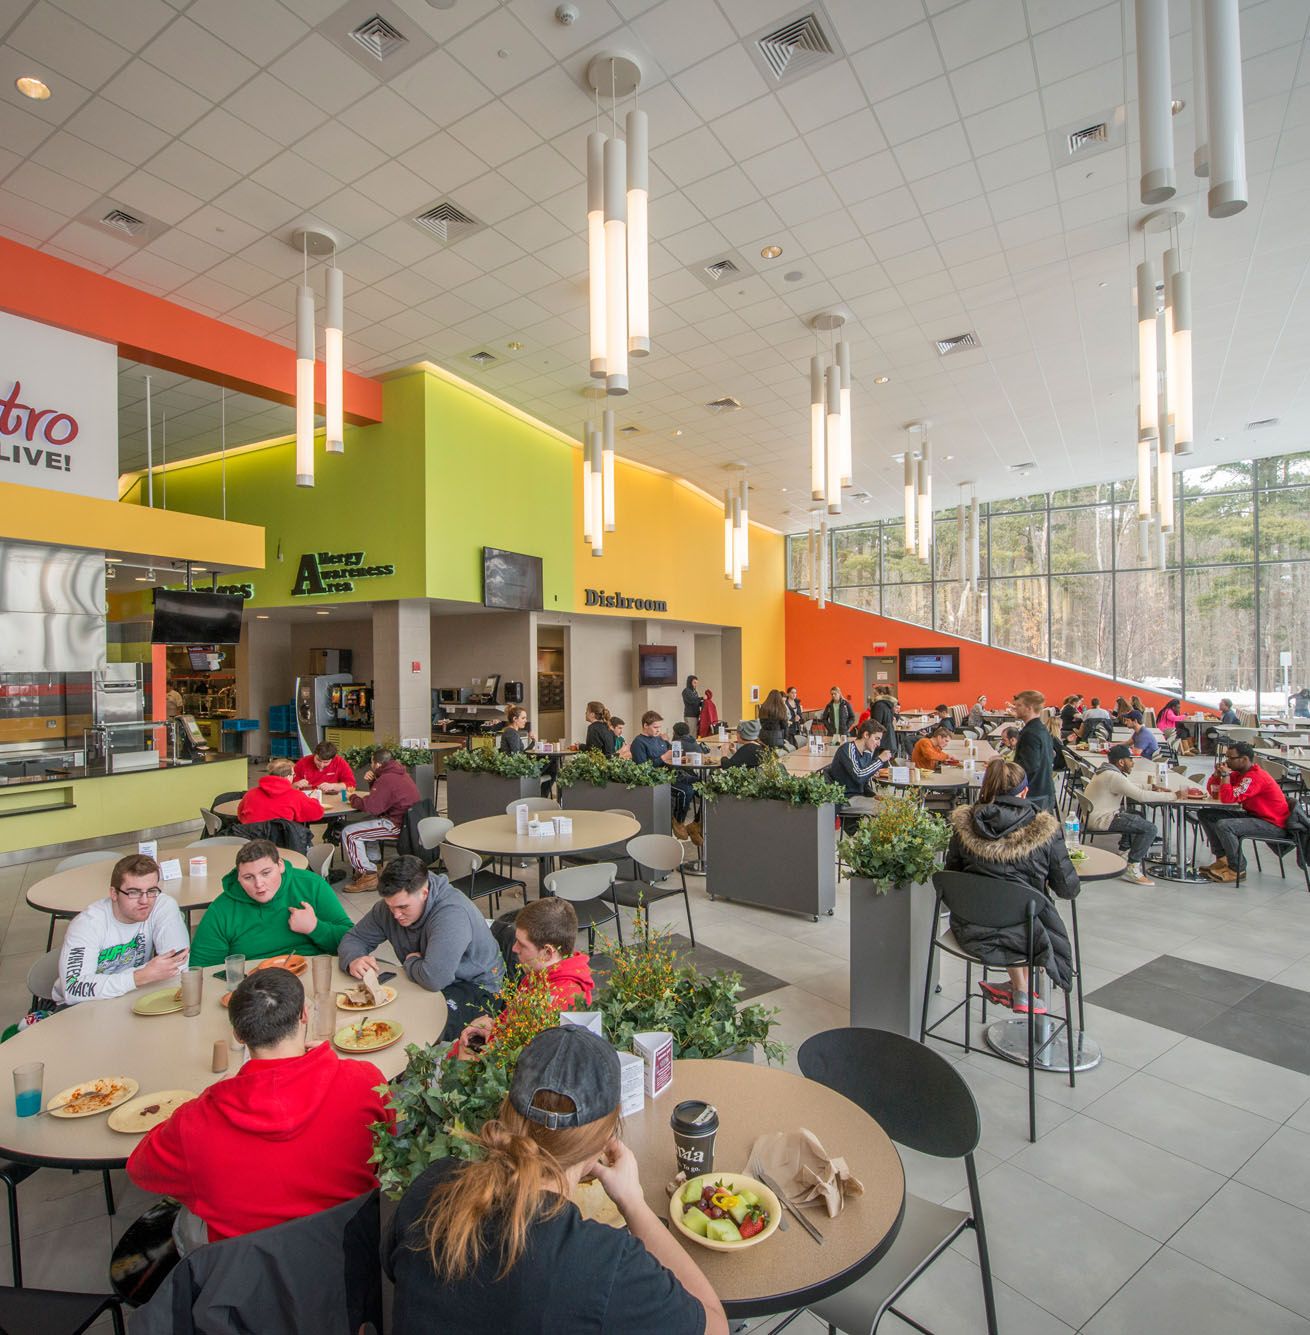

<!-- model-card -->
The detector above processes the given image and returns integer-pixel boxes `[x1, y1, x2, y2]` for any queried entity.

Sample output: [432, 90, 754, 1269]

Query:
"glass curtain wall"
[785, 451, 1310, 715]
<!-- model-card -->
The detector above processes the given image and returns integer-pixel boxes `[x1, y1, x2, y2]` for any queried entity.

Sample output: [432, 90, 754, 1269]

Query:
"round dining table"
[445, 810, 640, 860]
[214, 791, 357, 822]
[0, 958, 442, 1171]
[624, 1058, 905, 1319]
[26, 844, 310, 941]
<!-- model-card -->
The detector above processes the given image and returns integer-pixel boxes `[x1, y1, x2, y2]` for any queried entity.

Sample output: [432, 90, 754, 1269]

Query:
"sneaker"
[1121, 869, 1155, 885]
[1012, 991, 1048, 1015]
[978, 980, 1013, 1006]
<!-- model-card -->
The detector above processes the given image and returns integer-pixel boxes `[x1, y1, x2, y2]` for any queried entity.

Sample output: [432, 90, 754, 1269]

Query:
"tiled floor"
[3, 829, 1310, 1333]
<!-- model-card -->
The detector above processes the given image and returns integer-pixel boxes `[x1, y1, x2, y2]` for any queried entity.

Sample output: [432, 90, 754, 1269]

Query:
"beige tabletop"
[1257, 747, 1310, 765]
[0, 958, 442, 1169]
[445, 810, 640, 857]
[625, 1058, 905, 1318]
[214, 791, 358, 821]
[26, 844, 309, 917]
[1070, 844, 1128, 880]
[945, 739, 998, 763]
[782, 751, 838, 774]
[878, 769, 978, 790]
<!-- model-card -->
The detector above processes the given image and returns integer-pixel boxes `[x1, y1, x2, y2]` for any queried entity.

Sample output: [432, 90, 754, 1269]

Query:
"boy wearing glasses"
[52, 854, 189, 1005]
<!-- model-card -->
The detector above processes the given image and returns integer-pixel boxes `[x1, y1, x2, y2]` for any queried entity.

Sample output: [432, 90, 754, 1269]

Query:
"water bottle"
[1064, 814, 1080, 848]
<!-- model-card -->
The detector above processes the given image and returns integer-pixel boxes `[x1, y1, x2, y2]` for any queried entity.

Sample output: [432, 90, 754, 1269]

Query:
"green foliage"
[443, 746, 545, 778]
[557, 751, 669, 789]
[342, 737, 433, 771]
[839, 792, 951, 893]
[696, 752, 843, 808]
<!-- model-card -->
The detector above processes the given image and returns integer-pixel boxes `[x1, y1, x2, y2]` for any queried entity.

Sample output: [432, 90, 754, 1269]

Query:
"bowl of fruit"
[670, 1173, 781, 1251]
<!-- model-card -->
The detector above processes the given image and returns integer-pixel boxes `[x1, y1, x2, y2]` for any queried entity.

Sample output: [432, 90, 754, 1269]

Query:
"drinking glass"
[225, 954, 246, 988]
[310, 954, 332, 996]
[12, 1062, 43, 1118]
[180, 967, 203, 1016]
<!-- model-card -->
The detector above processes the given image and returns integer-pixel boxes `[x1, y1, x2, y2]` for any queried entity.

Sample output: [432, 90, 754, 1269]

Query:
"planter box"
[446, 770, 542, 825]
[705, 796, 836, 920]
[406, 763, 435, 804]
[849, 878, 937, 1038]
[561, 780, 672, 837]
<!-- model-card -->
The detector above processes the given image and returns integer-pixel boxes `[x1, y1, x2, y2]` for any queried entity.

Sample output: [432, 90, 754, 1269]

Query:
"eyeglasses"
[115, 887, 161, 902]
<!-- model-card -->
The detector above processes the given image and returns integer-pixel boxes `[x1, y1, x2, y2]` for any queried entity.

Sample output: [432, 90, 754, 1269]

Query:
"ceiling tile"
[652, 127, 734, 187]
[965, 92, 1046, 156]
[874, 78, 963, 146]
[100, 58, 210, 133]
[338, 85, 436, 155]
[455, 170, 534, 224]
[8, 1, 131, 89]
[140, 16, 258, 103]
[32, 129, 133, 195]
[674, 44, 771, 121]
[776, 58, 868, 134]
[893, 122, 974, 180]
[828, 150, 906, 206]
[268, 33, 379, 115]
[448, 99, 539, 167]
[224, 72, 325, 145]
[63, 97, 168, 164]
[442, 5, 553, 95]
[145, 140, 239, 202]
[49, 0, 175, 49]
[182, 107, 282, 177]
[187, 0, 307, 64]
[630, 0, 737, 76]
[932, 0, 1030, 70]
[850, 21, 943, 102]
[807, 107, 889, 172]
[250, 149, 341, 209]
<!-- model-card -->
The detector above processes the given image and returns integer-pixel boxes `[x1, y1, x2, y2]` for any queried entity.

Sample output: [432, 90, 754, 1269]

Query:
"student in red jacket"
[1197, 742, 1290, 882]
[127, 968, 389, 1246]
[292, 741, 356, 792]
[454, 896, 594, 1058]
[236, 758, 325, 825]
[341, 748, 421, 893]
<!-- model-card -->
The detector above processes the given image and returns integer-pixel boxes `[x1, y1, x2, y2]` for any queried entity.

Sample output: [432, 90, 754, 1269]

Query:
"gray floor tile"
[1143, 1036, 1310, 1121]
[1083, 1246, 1310, 1334]
[1235, 1125, 1310, 1213]
[1172, 1181, 1310, 1319]
[1080, 1003, 1187, 1068]
[1082, 973, 1229, 1037]
[1084, 1071, 1280, 1175]
[948, 1058, 1077, 1162]
[1190, 1008, 1310, 1078]
[1126, 954, 1264, 1005]
[1009, 1113, 1225, 1241]
[1236, 980, 1310, 1032]
[1171, 937, 1305, 982]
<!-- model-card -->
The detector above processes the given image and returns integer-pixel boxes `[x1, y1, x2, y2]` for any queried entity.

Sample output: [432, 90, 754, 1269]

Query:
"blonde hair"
[420, 1092, 618, 1281]
[1013, 689, 1045, 710]
[267, 758, 295, 778]
[979, 758, 1027, 803]
[585, 700, 611, 725]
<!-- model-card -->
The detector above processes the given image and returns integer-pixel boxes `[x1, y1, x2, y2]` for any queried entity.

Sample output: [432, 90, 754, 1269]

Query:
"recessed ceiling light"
[1213, 435, 1226, 442]
[15, 76, 50, 100]
[507, 340, 523, 351]
[673, 429, 682, 437]
[873, 375, 889, 384]
[1171, 98, 1185, 115]
[315, 609, 331, 615]
[760, 244, 782, 259]
[256, 614, 270, 620]
[780, 486, 788, 492]
[944, 455, 954, 461]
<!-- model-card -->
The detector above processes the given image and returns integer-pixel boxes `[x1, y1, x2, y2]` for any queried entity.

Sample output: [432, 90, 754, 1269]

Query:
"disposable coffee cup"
[671, 1099, 718, 1177]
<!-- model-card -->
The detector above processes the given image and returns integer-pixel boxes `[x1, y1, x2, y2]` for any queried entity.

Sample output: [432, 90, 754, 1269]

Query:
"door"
[863, 656, 898, 707]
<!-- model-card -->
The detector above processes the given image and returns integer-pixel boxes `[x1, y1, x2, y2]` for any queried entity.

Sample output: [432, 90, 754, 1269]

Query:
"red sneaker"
[1011, 991, 1048, 1015]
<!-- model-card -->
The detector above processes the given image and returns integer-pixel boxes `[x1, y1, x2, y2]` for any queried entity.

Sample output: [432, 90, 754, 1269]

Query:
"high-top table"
[0, 958, 441, 1170]
[624, 1058, 905, 1319]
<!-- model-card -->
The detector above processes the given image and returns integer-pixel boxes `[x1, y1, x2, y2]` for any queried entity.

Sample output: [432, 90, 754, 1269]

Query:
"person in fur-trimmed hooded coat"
[943, 759, 1081, 1010]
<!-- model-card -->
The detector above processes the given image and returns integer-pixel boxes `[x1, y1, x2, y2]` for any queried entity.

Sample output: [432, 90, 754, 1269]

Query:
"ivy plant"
[838, 792, 951, 892]
[557, 752, 669, 789]
[443, 746, 545, 779]
[342, 737, 433, 771]
[696, 753, 844, 808]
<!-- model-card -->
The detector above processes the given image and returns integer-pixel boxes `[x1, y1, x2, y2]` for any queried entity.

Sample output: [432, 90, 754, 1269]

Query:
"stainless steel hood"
[0, 542, 106, 672]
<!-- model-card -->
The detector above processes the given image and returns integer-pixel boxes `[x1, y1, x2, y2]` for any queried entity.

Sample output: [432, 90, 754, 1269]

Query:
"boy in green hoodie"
[189, 840, 353, 968]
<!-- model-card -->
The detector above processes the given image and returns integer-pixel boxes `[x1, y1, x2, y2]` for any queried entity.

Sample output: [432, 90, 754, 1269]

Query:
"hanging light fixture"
[1201, 0, 1247, 217]
[818, 519, 827, 610]
[730, 492, 743, 589]
[807, 527, 817, 600]
[603, 133, 627, 395]
[587, 129, 607, 380]
[1192, 0, 1210, 177]
[824, 363, 841, 514]
[916, 436, 932, 563]
[957, 488, 968, 591]
[809, 356, 825, 502]
[602, 409, 616, 532]
[1173, 262, 1194, 453]
[626, 105, 649, 358]
[1137, 257, 1159, 451]
[589, 427, 604, 556]
[723, 489, 732, 581]
[1162, 247, 1178, 438]
[836, 340, 852, 487]
[324, 261, 344, 454]
[1139, 516, 1152, 564]
[903, 449, 916, 552]
[295, 277, 315, 488]
[582, 422, 594, 546]
[970, 491, 981, 589]
[1135, 0, 1176, 204]
[738, 479, 750, 572]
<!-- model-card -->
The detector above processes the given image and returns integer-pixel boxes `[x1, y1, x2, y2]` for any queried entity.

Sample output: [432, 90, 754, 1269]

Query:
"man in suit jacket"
[1012, 689, 1055, 811]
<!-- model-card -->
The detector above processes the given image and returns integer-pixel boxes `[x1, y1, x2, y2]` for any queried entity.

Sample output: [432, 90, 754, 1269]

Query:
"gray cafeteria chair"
[607, 834, 695, 943]
[0, 1284, 124, 1334]
[40, 851, 120, 948]
[544, 862, 623, 951]
[442, 844, 526, 913]
[25, 949, 58, 1012]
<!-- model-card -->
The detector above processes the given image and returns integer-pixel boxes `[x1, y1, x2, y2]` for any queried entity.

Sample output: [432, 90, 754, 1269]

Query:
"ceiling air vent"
[78, 196, 162, 247]
[101, 208, 148, 237]
[746, 5, 843, 86]
[348, 14, 407, 61]
[705, 396, 743, 414]
[468, 350, 497, 367]
[935, 332, 980, 356]
[619, 424, 641, 435]
[1067, 122, 1109, 156]
[689, 248, 753, 292]
[704, 259, 739, 282]
[316, 0, 436, 80]
[1245, 417, 1280, 430]
[411, 199, 483, 245]
[1047, 107, 1125, 171]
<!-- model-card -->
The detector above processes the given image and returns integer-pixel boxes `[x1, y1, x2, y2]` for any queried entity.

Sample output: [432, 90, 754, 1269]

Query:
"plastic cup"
[211, 1040, 229, 1074]
[311, 954, 332, 996]
[225, 954, 246, 988]
[180, 967, 203, 1016]
[13, 1063, 43, 1117]
[311, 993, 336, 1042]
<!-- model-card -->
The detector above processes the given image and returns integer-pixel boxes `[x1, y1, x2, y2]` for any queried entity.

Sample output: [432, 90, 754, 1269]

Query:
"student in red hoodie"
[292, 741, 356, 792]
[127, 967, 389, 1246]
[236, 758, 325, 825]
[341, 748, 421, 893]
[453, 896, 594, 1058]
[1197, 741, 1290, 883]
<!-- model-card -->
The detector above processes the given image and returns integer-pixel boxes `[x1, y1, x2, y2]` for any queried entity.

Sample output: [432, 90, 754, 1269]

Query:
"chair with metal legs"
[797, 1027, 998, 1335]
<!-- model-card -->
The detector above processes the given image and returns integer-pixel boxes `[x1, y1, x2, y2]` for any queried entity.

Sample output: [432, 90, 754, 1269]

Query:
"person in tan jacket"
[1082, 746, 1158, 885]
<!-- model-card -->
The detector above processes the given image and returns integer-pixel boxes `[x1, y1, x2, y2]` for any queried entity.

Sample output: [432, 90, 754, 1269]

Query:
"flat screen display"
[151, 590, 244, 645]
[187, 647, 217, 671]
[899, 648, 960, 682]
[483, 547, 543, 611]
[638, 644, 678, 687]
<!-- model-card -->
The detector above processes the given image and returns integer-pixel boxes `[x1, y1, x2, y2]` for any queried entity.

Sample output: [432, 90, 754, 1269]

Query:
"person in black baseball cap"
[1082, 745, 1158, 884]
[384, 1026, 726, 1335]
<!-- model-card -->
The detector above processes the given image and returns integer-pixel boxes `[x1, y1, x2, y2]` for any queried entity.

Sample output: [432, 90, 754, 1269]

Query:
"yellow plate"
[332, 1020, 404, 1054]
[107, 1090, 197, 1134]
[47, 1076, 140, 1119]
[669, 1172, 782, 1251]
[132, 987, 184, 1017]
[335, 984, 398, 1012]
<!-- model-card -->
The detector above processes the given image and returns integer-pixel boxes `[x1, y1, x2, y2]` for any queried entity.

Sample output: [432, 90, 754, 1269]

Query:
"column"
[372, 599, 431, 743]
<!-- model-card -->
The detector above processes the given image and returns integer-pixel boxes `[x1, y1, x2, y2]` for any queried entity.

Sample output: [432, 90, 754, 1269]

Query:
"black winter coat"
[1013, 718, 1056, 810]
[758, 717, 789, 749]
[944, 799, 1081, 988]
[870, 697, 898, 755]
[681, 684, 703, 719]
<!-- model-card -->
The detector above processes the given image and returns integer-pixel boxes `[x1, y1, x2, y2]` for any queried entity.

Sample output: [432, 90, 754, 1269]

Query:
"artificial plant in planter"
[442, 745, 546, 823]
[558, 752, 672, 836]
[839, 793, 952, 1036]
[695, 756, 845, 919]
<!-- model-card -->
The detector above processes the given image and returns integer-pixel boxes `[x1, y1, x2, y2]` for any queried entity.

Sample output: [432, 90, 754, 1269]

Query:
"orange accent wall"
[0, 237, 382, 423]
[785, 593, 1216, 716]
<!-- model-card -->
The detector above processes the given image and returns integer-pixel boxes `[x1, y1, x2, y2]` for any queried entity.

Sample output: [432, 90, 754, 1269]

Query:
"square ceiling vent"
[410, 198, 484, 246]
[688, 249, 754, 292]
[78, 197, 164, 248]
[1046, 106, 1126, 172]
[317, 0, 436, 80]
[935, 332, 980, 356]
[744, 4, 844, 86]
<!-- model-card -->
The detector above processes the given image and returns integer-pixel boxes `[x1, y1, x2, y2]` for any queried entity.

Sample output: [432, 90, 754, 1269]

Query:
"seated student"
[583, 701, 619, 756]
[1130, 722, 1160, 760]
[454, 897, 593, 1058]
[339, 854, 504, 1039]
[1217, 697, 1240, 727]
[628, 711, 694, 821]
[932, 704, 954, 730]
[1074, 715, 1113, 745]
[341, 747, 421, 893]
[966, 695, 988, 732]
[911, 723, 963, 772]
[292, 741, 355, 792]
[1197, 742, 1291, 883]
[1058, 694, 1083, 738]
[236, 758, 325, 825]
[995, 724, 1020, 758]
[609, 716, 631, 758]
[128, 968, 389, 1244]
[188, 839, 352, 967]
[1082, 697, 1112, 721]
[828, 721, 891, 797]
[670, 721, 706, 755]
[385, 1026, 726, 1335]
[53, 854, 188, 1005]
[722, 718, 767, 769]
[500, 704, 534, 753]
[1083, 746, 1158, 885]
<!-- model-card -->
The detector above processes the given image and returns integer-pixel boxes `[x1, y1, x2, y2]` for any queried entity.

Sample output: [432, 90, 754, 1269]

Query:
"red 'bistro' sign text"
[0, 379, 79, 473]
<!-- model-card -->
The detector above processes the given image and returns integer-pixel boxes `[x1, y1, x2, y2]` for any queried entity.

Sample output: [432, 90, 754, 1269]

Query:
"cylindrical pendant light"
[603, 136, 628, 394]
[1139, 516, 1152, 564]
[602, 409, 616, 532]
[957, 497, 967, 589]
[824, 363, 842, 514]
[903, 451, 916, 552]
[1162, 247, 1178, 434]
[625, 108, 649, 358]
[818, 519, 827, 610]
[738, 479, 750, 571]
[970, 494, 980, 586]
[324, 265, 344, 454]
[1156, 513, 1168, 571]
[1202, 0, 1247, 217]
[1157, 308, 1175, 534]
[917, 438, 932, 563]
[582, 425, 594, 545]
[836, 340, 852, 488]
[1137, 259, 1159, 443]
[589, 427, 604, 556]
[1138, 439, 1153, 519]
[1173, 267, 1194, 453]
[1135, 0, 1176, 204]
[723, 489, 732, 581]
[807, 527, 817, 600]
[1192, 0, 1210, 177]
[730, 494, 743, 589]
[810, 356, 825, 501]
[295, 283, 315, 488]
[587, 132, 606, 379]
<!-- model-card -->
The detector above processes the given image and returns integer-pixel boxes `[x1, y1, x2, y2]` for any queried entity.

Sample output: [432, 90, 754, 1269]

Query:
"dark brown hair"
[313, 741, 338, 761]
[110, 854, 160, 891]
[979, 758, 1027, 803]
[515, 896, 579, 957]
[235, 839, 281, 868]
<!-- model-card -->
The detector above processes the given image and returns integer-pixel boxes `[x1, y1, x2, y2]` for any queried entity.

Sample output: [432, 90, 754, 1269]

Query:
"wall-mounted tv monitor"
[152, 590, 244, 644]
[638, 644, 678, 687]
[899, 647, 960, 682]
[483, 547, 543, 611]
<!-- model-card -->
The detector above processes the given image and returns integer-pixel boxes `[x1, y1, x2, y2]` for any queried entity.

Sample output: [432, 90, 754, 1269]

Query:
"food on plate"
[252, 954, 307, 976]
[572, 1178, 623, 1228]
[1068, 849, 1087, 864]
[336, 983, 397, 1011]
[107, 1090, 197, 1134]
[677, 1177, 770, 1243]
[48, 1075, 139, 1118]
[332, 1019, 403, 1052]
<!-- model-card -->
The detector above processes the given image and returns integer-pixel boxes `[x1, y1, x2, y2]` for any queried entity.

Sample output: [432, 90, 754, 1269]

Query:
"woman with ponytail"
[583, 700, 620, 757]
[385, 1027, 726, 1335]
